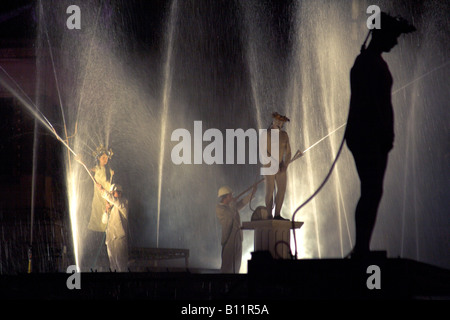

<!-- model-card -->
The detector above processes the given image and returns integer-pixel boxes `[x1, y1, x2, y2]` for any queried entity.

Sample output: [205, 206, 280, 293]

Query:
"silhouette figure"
[345, 12, 415, 258]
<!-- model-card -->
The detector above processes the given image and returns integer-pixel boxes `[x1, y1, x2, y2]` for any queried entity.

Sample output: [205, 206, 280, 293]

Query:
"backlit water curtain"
[3, 0, 448, 272]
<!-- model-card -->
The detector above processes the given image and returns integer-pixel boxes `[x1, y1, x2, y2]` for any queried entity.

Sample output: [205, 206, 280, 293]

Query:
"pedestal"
[242, 220, 303, 259]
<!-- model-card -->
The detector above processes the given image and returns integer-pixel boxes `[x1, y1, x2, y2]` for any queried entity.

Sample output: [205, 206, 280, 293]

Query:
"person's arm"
[97, 184, 127, 219]
[235, 185, 257, 211]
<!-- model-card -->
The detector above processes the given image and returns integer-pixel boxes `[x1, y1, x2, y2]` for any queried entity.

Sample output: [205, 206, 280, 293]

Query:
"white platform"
[242, 220, 304, 259]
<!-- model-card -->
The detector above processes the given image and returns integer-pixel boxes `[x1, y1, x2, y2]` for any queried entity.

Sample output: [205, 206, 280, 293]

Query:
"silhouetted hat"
[374, 12, 416, 36]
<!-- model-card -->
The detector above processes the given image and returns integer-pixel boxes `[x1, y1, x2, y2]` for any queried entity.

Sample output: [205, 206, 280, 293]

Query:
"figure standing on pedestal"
[89, 145, 115, 233]
[75, 144, 114, 270]
[265, 112, 291, 220]
[216, 185, 257, 273]
[345, 12, 415, 258]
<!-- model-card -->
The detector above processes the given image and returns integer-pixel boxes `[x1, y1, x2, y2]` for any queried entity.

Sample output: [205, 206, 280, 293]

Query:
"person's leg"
[265, 175, 275, 216]
[115, 238, 128, 272]
[352, 149, 389, 255]
[234, 233, 242, 274]
[221, 237, 234, 273]
[274, 171, 287, 217]
[106, 242, 117, 271]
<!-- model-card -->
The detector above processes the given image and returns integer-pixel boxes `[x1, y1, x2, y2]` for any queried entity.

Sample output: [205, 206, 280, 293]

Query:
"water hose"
[291, 134, 346, 259]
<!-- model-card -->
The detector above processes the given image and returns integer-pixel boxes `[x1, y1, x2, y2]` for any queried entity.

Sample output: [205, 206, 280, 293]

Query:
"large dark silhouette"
[345, 12, 415, 258]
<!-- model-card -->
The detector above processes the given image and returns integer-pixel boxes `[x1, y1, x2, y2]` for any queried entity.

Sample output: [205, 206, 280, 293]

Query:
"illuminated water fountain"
[239, 0, 449, 268]
[2, 1, 448, 273]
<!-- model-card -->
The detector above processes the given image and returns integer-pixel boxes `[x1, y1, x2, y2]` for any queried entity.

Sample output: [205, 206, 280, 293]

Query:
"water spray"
[235, 123, 347, 202]
[0, 69, 96, 184]
[296, 123, 347, 157]
[157, 0, 179, 249]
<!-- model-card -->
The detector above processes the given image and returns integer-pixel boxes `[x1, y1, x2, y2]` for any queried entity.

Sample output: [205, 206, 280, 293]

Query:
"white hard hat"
[217, 186, 233, 198]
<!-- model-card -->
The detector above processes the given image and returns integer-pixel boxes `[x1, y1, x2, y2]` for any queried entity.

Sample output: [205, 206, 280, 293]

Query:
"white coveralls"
[101, 190, 128, 272]
[216, 193, 252, 273]
[265, 128, 291, 217]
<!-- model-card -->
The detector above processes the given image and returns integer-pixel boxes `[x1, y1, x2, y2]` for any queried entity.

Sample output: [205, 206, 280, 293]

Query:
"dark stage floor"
[2, 253, 449, 302]
[247, 252, 450, 300]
